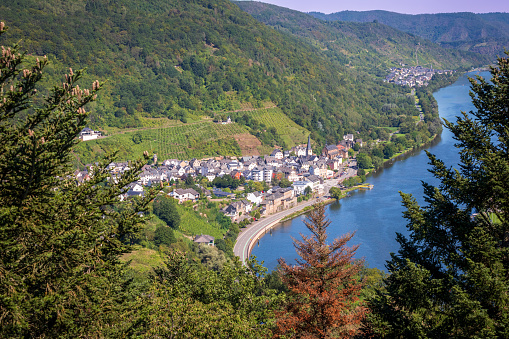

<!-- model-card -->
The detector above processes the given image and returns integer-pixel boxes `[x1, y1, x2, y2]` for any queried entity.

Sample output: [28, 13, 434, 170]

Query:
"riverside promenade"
[233, 196, 323, 264]
[233, 172, 355, 264]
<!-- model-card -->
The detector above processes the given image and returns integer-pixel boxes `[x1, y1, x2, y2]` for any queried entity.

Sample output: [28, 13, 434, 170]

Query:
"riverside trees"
[275, 203, 367, 338]
[364, 54, 509, 337]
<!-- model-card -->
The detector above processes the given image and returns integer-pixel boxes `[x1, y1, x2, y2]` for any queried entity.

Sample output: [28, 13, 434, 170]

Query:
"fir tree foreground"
[0, 23, 284, 338]
[364, 54, 509, 337]
[275, 203, 367, 338]
[0, 22, 156, 337]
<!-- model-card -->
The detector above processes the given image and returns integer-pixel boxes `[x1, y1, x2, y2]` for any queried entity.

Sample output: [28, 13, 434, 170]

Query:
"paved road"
[233, 163, 358, 264]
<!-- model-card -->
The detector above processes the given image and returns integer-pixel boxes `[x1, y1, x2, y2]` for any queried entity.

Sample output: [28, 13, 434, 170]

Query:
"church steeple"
[306, 135, 312, 156]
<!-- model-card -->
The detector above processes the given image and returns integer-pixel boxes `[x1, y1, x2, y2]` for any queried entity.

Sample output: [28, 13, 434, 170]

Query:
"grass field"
[120, 246, 165, 275]
[175, 203, 226, 239]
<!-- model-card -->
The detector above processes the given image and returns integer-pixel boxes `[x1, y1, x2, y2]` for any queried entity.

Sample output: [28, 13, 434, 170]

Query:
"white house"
[292, 180, 313, 196]
[251, 167, 264, 182]
[246, 191, 264, 205]
[170, 188, 200, 203]
[79, 127, 102, 141]
[263, 166, 273, 183]
[271, 149, 284, 160]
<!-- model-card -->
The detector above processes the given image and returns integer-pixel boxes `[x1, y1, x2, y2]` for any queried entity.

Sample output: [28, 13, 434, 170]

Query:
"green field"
[74, 107, 310, 165]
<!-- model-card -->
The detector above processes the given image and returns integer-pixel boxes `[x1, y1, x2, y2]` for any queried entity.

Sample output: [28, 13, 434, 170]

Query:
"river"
[251, 71, 490, 272]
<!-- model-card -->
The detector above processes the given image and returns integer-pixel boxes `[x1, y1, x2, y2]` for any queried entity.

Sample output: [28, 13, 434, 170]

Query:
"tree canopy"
[153, 195, 181, 229]
[275, 203, 367, 338]
[0, 22, 154, 337]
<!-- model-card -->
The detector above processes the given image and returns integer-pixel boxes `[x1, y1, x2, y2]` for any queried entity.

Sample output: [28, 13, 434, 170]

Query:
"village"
[384, 65, 453, 87]
[75, 132, 362, 235]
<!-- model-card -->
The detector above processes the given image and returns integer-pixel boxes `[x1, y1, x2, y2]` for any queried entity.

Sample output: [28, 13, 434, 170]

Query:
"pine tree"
[275, 203, 366, 338]
[0, 23, 153, 337]
[364, 54, 509, 338]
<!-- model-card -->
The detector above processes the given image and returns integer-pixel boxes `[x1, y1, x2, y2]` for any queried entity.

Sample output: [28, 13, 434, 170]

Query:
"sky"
[240, 0, 509, 15]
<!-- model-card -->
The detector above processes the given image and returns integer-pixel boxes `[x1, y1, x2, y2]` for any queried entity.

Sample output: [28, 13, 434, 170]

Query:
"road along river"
[233, 171, 354, 263]
[247, 71, 489, 271]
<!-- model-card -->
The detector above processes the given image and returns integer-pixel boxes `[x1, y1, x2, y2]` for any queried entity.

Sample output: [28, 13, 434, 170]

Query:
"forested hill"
[309, 10, 509, 58]
[235, 1, 491, 77]
[0, 0, 488, 146]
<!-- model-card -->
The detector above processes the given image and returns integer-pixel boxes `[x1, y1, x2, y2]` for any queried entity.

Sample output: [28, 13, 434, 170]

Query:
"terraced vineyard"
[74, 121, 249, 165]
[156, 122, 247, 159]
[242, 108, 309, 146]
[74, 108, 310, 166]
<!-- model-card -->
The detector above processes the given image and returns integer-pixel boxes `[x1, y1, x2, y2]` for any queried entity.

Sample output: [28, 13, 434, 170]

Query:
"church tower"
[306, 135, 312, 156]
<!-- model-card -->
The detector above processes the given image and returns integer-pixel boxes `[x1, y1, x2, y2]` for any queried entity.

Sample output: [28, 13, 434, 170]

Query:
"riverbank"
[249, 70, 489, 271]
[235, 134, 440, 264]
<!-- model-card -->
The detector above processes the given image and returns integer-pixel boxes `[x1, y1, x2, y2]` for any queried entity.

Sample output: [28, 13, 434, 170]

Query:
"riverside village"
[75, 133, 362, 244]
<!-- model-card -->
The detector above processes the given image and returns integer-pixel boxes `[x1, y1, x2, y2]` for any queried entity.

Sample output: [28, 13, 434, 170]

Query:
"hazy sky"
[240, 0, 509, 14]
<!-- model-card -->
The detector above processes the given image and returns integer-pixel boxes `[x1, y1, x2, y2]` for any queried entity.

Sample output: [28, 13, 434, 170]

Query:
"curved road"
[233, 196, 324, 264]
[234, 164, 357, 264]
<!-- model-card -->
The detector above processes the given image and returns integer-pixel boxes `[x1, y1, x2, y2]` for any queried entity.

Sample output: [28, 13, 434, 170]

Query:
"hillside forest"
[0, 0, 491, 163]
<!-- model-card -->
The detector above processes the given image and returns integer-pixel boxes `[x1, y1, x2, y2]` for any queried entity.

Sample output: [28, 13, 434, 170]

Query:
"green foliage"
[193, 244, 227, 271]
[213, 175, 241, 190]
[342, 176, 362, 187]
[238, 2, 491, 72]
[0, 24, 154, 337]
[357, 152, 373, 169]
[132, 252, 281, 338]
[382, 143, 396, 159]
[304, 185, 313, 196]
[216, 211, 233, 229]
[310, 10, 509, 59]
[154, 225, 176, 247]
[329, 186, 343, 200]
[0, 0, 473, 148]
[153, 196, 181, 229]
[364, 54, 509, 338]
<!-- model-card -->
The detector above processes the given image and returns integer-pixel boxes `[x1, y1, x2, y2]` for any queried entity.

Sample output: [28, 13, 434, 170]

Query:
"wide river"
[251, 71, 490, 272]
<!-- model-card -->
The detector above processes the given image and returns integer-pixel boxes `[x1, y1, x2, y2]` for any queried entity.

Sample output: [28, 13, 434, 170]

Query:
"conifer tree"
[0, 23, 153, 337]
[364, 54, 509, 338]
[275, 203, 366, 338]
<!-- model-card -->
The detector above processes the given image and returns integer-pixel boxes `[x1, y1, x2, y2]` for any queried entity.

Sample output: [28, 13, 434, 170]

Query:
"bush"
[154, 226, 176, 246]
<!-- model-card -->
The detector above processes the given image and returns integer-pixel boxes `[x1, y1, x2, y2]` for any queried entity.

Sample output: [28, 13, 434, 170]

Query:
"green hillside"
[309, 10, 509, 58]
[0, 0, 489, 154]
[236, 1, 492, 76]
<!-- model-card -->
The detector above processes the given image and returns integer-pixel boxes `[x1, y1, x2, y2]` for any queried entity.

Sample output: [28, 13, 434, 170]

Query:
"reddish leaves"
[275, 203, 367, 338]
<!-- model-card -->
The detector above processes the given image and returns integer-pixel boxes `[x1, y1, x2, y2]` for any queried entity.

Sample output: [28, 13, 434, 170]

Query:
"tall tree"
[275, 203, 366, 338]
[0, 23, 153, 337]
[364, 54, 509, 338]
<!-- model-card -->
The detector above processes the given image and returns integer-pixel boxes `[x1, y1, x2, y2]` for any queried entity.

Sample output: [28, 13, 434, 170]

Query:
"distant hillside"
[309, 10, 509, 58]
[0, 0, 490, 158]
[236, 2, 491, 77]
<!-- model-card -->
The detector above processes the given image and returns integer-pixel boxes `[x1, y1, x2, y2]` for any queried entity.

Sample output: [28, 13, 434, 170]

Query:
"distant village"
[75, 132, 362, 233]
[384, 65, 453, 87]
